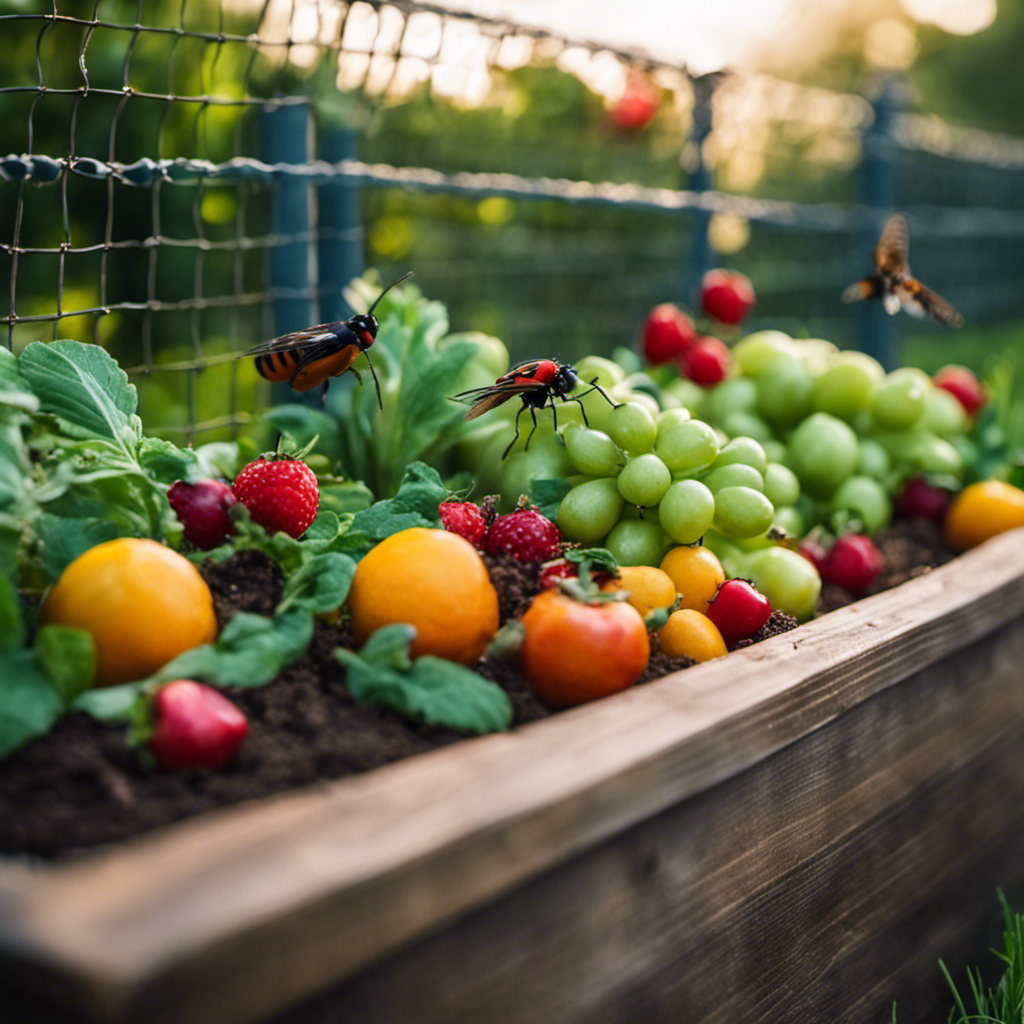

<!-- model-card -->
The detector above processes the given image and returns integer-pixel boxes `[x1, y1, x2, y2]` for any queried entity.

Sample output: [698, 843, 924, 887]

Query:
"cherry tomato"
[682, 336, 732, 386]
[642, 303, 697, 364]
[933, 365, 985, 417]
[705, 578, 772, 646]
[820, 534, 882, 595]
[701, 269, 756, 325]
[520, 590, 650, 707]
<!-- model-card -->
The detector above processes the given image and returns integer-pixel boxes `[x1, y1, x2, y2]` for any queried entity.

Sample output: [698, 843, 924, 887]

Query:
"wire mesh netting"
[2, 0, 1023, 442]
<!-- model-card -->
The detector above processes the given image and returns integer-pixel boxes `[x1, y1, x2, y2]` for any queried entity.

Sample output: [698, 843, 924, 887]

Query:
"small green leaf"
[0, 654, 65, 759]
[277, 552, 356, 615]
[35, 624, 96, 705]
[75, 682, 145, 723]
[565, 547, 620, 576]
[136, 437, 199, 486]
[304, 509, 342, 546]
[193, 441, 242, 480]
[528, 478, 572, 521]
[36, 514, 125, 583]
[335, 625, 513, 735]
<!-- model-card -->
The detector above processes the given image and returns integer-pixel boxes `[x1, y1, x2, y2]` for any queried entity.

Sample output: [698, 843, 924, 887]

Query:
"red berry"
[821, 534, 882, 596]
[540, 559, 578, 588]
[148, 680, 248, 771]
[701, 269, 755, 326]
[439, 500, 488, 548]
[642, 303, 698, 364]
[682, 336, 732, 386]
[933, 365, 985, 417]
[893, 475, 954, 523]
[232, 456, 319, 539]
[487, 508, 561, 563]
[608, 73, 660, 132]
[168, 479, 237, 550]
[706, 579, 772, 647]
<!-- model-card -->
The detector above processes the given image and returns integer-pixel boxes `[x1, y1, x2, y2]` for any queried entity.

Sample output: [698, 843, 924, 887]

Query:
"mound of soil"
[0, 520, 953, 858]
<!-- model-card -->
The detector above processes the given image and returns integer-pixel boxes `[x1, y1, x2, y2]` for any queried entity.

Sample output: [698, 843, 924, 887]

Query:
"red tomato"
[705, 579, 771, 646]
[681, 336, 732, 386]
[642, 303, 698, 364]
[520, 590, 650, 707]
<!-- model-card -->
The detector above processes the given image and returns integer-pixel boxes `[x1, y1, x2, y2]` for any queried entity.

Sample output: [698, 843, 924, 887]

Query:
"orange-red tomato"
[520, 590, 650, 707]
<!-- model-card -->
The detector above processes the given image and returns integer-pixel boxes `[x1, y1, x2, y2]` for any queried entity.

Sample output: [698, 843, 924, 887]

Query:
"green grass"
[894, 892, 1024, 1024]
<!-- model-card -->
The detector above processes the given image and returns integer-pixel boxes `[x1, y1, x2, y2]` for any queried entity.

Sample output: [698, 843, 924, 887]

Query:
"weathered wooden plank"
[1, 528, 1024, 1024]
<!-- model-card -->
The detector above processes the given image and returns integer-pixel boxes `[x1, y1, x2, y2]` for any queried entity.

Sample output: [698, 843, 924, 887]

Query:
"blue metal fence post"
[686, 73, 717, 308]
[316, 127, 364, 324]
[260, 103, 315, 405]
[858, 78, 899, 368]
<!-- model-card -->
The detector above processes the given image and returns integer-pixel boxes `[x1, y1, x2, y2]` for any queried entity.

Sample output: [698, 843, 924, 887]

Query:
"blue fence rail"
[1, 1, 1023, 439]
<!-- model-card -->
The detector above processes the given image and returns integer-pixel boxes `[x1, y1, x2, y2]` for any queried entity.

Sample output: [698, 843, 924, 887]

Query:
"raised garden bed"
[3, 527, 1024, 1024]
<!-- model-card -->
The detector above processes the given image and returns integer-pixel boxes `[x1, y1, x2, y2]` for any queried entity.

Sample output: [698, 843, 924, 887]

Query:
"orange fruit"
[659, 609, 727, 662]
[39, 538, 218, 688]
[944, 480, 1024, 551]
[348, 528, 500, 666]
[600, 565, 677, 617]
[659, 545, 726, 613]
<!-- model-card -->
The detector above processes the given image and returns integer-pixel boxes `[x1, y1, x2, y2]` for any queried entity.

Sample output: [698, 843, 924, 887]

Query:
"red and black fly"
[452, 359, 617, 458]
[247, 271, 413, 407]
[842, 214, 963, 327]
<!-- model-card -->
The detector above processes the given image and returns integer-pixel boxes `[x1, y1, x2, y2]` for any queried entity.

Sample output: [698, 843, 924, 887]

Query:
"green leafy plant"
[335, 623, 513, 734]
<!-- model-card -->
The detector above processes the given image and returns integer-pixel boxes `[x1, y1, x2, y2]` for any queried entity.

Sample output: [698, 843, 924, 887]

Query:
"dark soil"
[0, 519, 954, 859]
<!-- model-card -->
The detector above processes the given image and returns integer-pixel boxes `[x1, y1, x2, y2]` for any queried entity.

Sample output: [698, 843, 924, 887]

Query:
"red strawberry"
[168, 479, 237, 550]
[232, 455, 319, 539]
[148, 680, 248, 771]
[487, 508, 561, 563]
[439, 500, 488, 548]
[681, 336, 732, 386]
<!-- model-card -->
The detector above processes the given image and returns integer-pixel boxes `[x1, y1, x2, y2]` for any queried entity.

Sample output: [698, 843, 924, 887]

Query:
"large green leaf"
[18, 340, 142, 445]
[0, 654, 65, 759]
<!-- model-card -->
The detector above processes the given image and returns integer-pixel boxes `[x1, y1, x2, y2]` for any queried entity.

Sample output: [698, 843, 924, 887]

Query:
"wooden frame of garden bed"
[4, 528, 1024, 1024]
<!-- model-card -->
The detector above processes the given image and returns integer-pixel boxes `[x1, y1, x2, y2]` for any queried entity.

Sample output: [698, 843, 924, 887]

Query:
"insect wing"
[875, 213, 909, 276]
[902, 278, 964, 328]
[246, 324, 341, 357]
[841, 275, 883, 304]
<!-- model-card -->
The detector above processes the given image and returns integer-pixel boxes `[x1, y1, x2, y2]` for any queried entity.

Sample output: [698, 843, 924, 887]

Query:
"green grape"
[718, 411, 776, 445]
[574, 355, 626, 389]
[856, 437, 891, 481]
[705, 377, 759, 422]
[556, 478, 624, 543]
[712, 486, 775, 539]
[812, 352, 884, 421]
[756, 361, 814, 427]
[662, 377, 707, 416]
[876, 429, 964, 478]
[786, 412, 858, 497]
[702, 463, 765, 494]
[871, 368, 928, 430]
[920, 386, 970, 437]
[762, 439, 788, 464]
[606, 400, 658, 453]
[771, 504, 804, 539]
[604, 519, 669, 567]
[731, 330, 801, 377]
[713, 436, 768, 475]
[745, 547, 822, 621]
[498, 429, 573, 511]
[830, 475, 892, 534]
[658, 479, 716, 544]
[656, 407, 692, 441]
[617, 453, 671, 506]
[654, 419, 720, 473]
[763, 462, 800, 508]
[563, 423, 622, 477]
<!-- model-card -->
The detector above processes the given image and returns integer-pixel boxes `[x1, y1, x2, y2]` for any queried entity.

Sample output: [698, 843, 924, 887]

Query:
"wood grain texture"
[2, 528, 1024, 1024]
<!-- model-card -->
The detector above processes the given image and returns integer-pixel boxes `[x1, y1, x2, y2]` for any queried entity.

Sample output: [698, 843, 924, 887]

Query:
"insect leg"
[502, 403, 527, 459]
[320, 382, 329, 408]
[574, 378, 618, 407]
[523, 405, 541, 451]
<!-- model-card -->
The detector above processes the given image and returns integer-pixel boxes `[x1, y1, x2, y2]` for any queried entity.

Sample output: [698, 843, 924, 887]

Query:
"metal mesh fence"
[2, 0, 1023, 442]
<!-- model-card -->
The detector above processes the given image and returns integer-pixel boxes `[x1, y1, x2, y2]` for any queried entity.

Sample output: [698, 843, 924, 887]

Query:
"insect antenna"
[366, 270, 413, 316]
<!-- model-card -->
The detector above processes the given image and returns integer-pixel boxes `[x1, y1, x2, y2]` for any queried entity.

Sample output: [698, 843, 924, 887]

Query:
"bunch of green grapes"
[556, 400, 794, 566]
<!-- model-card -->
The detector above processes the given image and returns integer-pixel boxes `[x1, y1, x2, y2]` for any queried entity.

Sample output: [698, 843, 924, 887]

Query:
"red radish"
[701, 269, 756, 326]
[681, 336, 732, 386]
[821, 534, 882, 596]
[798, 535, 830, 574]
[168, 479, 237, 550]
[642, 303, 698, 364]
[933, 365, 985, 417]
[148, 680, 249, 771]
[706, 578, 772, 646]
